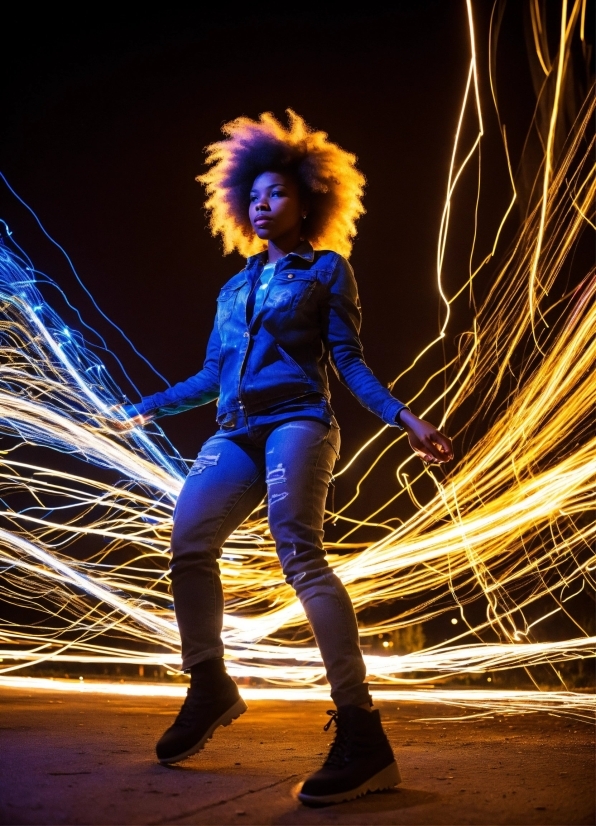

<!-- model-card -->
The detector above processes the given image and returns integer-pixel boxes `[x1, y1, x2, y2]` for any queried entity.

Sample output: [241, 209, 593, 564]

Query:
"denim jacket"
[128, 242, 407, 428]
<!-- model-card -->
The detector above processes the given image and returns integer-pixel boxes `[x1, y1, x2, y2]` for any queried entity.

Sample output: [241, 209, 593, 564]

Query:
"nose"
[254, 196, 270, 212]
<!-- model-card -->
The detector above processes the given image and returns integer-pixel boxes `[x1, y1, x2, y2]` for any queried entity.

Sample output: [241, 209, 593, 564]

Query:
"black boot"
[155, 658, 246, 764]
[298, 705, 401, 806]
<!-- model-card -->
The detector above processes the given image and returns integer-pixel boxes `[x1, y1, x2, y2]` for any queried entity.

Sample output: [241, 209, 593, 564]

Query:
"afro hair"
[197, 110, 366, 258]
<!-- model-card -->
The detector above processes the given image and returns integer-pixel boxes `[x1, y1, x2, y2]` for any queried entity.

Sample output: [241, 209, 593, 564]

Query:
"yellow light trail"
[0, 676, 593, 722]
[0, 1, 593, 716]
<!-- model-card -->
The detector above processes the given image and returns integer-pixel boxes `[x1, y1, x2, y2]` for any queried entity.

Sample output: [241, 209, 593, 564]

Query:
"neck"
[266, 229, 303, 263]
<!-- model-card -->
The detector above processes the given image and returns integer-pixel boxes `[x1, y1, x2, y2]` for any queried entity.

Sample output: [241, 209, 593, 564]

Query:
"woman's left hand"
[399, 409, 453, 464]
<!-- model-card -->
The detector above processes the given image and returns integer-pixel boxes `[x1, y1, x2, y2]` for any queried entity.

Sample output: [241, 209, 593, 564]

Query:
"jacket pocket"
[267, 272, 316, 312]
[217, 285, 242, 325]
[275, 343, 310, 382]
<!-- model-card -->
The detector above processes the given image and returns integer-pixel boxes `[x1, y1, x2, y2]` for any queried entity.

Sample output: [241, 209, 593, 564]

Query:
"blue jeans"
[170, 417, 371, 708]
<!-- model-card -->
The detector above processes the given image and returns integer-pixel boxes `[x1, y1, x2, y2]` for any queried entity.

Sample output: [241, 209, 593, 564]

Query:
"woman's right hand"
[100, 405, 153, 432]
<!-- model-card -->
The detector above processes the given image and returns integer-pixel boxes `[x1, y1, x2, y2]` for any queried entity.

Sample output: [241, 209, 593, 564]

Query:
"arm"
[324, 257, 453, 464]
[118, 316, 221, 424]
[323, 256, 408, 426]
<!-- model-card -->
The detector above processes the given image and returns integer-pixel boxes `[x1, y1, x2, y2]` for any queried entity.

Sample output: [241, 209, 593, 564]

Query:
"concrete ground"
[0, 687, 594, 825]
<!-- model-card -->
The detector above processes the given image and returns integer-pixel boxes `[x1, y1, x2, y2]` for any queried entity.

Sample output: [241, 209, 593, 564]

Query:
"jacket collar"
[286, 240, 315, 262]
[246, 240, 315, 269]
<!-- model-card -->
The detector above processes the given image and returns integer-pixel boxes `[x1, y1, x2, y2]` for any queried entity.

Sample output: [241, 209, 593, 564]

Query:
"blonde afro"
[197, 110, 366, 258]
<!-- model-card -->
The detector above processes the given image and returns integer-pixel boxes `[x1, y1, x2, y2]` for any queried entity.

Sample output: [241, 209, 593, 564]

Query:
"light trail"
[0, 676, 593, 722]
[0, 1, 593, 717]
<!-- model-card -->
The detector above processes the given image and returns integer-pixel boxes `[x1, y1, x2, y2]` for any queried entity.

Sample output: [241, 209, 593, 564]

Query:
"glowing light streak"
[528, 0, 581, 337]
[1, 637, 593, 677]
[0, 677, 593, 722]
[0, 170, 172, 389]
[530, 0, 552, 76]
[389, 0, 485, 394]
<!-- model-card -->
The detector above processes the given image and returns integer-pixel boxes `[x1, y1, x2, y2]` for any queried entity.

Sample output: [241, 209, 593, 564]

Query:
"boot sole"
[298, 759, 401, 807]
[158, 697, 247, 765]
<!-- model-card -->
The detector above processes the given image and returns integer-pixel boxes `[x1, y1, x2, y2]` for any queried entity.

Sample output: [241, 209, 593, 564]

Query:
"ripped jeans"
[170, 417, 371, 708]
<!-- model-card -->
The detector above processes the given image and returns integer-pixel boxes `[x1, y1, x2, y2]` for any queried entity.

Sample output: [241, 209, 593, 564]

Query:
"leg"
[170, 433, 266, 669]
[264, 420, 370, 708]
[265, 422, 401, 806]
[156, 432, 266, 764]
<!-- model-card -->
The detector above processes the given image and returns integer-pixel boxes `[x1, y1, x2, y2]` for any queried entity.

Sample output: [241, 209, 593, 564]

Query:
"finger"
[421, 454, 439, 465]
[414, 447, 435, 463]
[429, 433, 453, 461]
[421, 442, 451, 464]
[437, 434, 453, 453]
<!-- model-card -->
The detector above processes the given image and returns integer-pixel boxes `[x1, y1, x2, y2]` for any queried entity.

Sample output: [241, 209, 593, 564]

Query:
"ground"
[0, 687, 594, 825]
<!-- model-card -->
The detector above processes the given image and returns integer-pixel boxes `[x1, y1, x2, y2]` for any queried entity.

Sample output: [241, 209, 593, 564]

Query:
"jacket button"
[287, 273, 294, 279]
[243, 331, 249, 337]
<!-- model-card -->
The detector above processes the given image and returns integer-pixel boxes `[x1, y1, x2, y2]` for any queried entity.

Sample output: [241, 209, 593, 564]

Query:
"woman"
[121, 111, 452, 806]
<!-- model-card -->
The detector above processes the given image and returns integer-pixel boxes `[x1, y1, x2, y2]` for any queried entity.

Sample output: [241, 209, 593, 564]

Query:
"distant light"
[487, 677, 492, 682]
[451, 618, 458, 625]
[382, 641, 390, 648]
[79, 676, 84, 681]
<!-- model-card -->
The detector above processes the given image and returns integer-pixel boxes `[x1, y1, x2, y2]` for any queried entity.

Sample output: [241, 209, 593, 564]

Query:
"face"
[248, 171, 304, 244]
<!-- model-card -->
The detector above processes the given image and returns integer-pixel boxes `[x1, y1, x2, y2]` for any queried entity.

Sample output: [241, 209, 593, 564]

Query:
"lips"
[254, 217, 272, 226]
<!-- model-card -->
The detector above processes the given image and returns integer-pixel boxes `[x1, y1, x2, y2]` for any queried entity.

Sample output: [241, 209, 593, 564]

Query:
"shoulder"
[218, 262, 255, 294]
[312, 249, 347, 269]
[312, 249, 356, 290]
[311, 250, 355, 286]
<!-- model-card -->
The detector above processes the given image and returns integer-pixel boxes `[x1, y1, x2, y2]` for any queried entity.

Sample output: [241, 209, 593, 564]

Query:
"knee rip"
[267, 463, 288, 506]
[188, 451, 221, 476]
[267, 462, 286, 487]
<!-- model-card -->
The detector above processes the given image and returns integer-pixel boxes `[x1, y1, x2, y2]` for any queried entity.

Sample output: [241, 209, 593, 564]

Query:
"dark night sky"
[0, 1, 539, 491]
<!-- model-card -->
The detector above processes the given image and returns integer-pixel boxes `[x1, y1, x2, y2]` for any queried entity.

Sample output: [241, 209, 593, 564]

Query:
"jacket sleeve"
[123, 317, 221, 419]
[322, 256, 407, 427]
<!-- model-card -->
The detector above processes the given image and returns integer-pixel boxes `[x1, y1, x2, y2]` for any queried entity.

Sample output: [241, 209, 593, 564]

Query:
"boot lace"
[322, 709, 353, 767]
[174, 685, 206, 728]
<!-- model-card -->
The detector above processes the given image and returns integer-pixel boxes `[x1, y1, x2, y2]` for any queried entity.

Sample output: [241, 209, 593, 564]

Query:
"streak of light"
[0, 677, 593, 722]
[528, 0, 576, 338]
